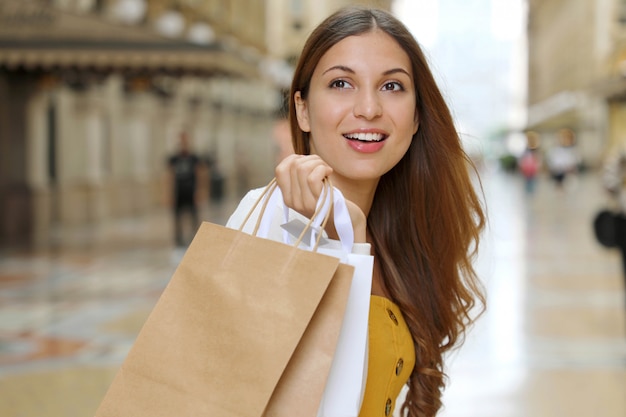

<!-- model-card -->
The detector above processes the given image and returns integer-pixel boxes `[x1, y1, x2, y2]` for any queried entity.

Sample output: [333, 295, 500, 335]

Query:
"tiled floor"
[1, 166, 625, 417]
[439, 167, 626, 417]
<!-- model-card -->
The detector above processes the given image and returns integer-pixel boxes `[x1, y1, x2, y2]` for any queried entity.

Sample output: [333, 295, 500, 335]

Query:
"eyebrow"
[322, 65, 411, 78]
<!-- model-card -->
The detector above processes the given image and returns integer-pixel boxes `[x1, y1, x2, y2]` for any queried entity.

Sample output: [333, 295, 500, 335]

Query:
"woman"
[228, 6, 485, 417]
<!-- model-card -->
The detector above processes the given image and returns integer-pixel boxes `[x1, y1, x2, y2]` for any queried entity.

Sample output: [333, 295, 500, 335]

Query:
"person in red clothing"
[519, 131, 542, 194]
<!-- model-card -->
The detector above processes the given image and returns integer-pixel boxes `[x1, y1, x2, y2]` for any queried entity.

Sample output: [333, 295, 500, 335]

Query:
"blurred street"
[1, 165, 625, 417]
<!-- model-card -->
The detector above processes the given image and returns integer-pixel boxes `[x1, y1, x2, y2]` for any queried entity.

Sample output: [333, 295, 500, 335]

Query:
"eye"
[330, 79, 353, 89]
[382, 81, 404, 91]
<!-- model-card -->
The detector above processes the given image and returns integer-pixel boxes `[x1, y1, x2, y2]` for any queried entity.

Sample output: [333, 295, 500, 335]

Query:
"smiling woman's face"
[294, 30, 419, 186]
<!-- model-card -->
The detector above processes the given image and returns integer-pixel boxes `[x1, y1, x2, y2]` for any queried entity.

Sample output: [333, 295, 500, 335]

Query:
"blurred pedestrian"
[167, 131, 202, 247]
[519, 131, 542, 194]
[602, 142, 626, 281]
[546, 128, 580, 190]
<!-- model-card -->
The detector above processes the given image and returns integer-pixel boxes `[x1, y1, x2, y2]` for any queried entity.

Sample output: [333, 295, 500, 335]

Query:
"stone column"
[25, 89, 53, 247]
[0, 72, 37, 247]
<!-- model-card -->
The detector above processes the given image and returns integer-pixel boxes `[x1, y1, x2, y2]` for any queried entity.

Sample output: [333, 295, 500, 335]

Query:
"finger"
[307, 163, 333, 195]
[295, 157, 332, 212]
[277, 155, 331, 218]
[275, 154, 302, 206]
[275, 154, 301, 184]
[279, 154, 314, 214]
[289, 158, 305, 211]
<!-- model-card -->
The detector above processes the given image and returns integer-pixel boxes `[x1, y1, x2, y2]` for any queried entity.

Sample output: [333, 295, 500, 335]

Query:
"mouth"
[343, 132, 388, 142]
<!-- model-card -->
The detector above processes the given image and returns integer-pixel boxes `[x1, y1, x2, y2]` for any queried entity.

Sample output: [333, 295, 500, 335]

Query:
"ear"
[294, 91, 311, 133]
[413, 112, 419, 135]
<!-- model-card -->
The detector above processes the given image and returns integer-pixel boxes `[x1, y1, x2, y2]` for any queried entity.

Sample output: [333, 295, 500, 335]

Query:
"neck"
[329, 174, 378, 217]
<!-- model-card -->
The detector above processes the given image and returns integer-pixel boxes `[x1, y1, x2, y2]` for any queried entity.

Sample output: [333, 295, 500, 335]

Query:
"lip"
[342, 128, 389, 153]
[346, 139, 386, 153]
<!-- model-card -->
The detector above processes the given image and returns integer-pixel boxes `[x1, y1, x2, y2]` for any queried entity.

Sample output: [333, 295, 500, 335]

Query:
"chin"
[336, 168, 385, 182]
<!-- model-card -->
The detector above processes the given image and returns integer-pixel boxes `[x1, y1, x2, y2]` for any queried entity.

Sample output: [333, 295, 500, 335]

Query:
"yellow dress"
[359, 296, 416, 417]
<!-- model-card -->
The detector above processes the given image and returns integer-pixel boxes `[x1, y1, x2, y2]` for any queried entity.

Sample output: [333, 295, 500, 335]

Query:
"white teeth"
[344, 132, 385, 142]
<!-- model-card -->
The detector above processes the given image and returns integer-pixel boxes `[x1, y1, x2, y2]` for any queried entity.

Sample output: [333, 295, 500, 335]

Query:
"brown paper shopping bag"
[95, 182, 354, 417]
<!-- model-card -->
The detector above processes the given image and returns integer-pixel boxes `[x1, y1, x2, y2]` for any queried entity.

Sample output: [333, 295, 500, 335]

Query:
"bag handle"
[238, 178, 334, 251]
[237, 178, 277, 235]
[298, 184, 353, 253]
[251, 178, 354, 253]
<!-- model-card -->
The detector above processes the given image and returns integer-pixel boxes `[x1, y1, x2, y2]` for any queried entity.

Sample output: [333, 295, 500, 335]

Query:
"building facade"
[526, 0, 626, 165]
[266, 0, 392, 66]
[0, 0, 280, 248]
[0, 0, 394, 248]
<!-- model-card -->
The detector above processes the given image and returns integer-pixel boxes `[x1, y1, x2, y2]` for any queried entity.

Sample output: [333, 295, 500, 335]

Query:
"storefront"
[0, 2, 280, 248]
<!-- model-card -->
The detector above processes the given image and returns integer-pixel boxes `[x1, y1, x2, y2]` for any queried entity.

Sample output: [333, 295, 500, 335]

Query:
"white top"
[546, 146, 579, 173]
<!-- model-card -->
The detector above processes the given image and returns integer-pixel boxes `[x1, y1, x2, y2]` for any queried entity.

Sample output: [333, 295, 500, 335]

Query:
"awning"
[0, 43, 259, 78]
[0, 1, 260, 78]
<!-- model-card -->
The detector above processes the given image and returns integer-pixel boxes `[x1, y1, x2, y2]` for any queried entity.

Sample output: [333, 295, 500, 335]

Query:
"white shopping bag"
[241, 181, 372, 417]
[315, 244, 372, 417]
[301, 185, 372, 417]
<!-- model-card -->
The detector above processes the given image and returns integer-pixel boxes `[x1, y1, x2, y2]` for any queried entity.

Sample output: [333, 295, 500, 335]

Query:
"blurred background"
[0, 0, 625, 416]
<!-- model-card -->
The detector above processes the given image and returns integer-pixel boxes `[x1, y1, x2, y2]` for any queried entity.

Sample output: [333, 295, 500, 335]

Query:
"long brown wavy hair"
[288, 6, 486, 417]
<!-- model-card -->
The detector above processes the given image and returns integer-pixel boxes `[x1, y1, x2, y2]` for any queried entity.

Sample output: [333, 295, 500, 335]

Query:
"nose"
[353, 89, 382, 120]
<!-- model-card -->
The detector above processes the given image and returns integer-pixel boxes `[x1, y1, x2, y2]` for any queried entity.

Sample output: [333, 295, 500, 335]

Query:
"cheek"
[395, 117, 415, 158]
[311, 98, 346, 121]
[310, 89, 354, 117]
[396, 138, 413, 161]
[308, 101, 348, 138]
[398, 106, 419, 138]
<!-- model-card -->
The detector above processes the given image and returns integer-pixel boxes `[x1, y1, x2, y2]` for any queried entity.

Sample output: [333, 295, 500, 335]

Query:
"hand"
[275, 154, 367, 243]
[275, 154, 333, 220]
